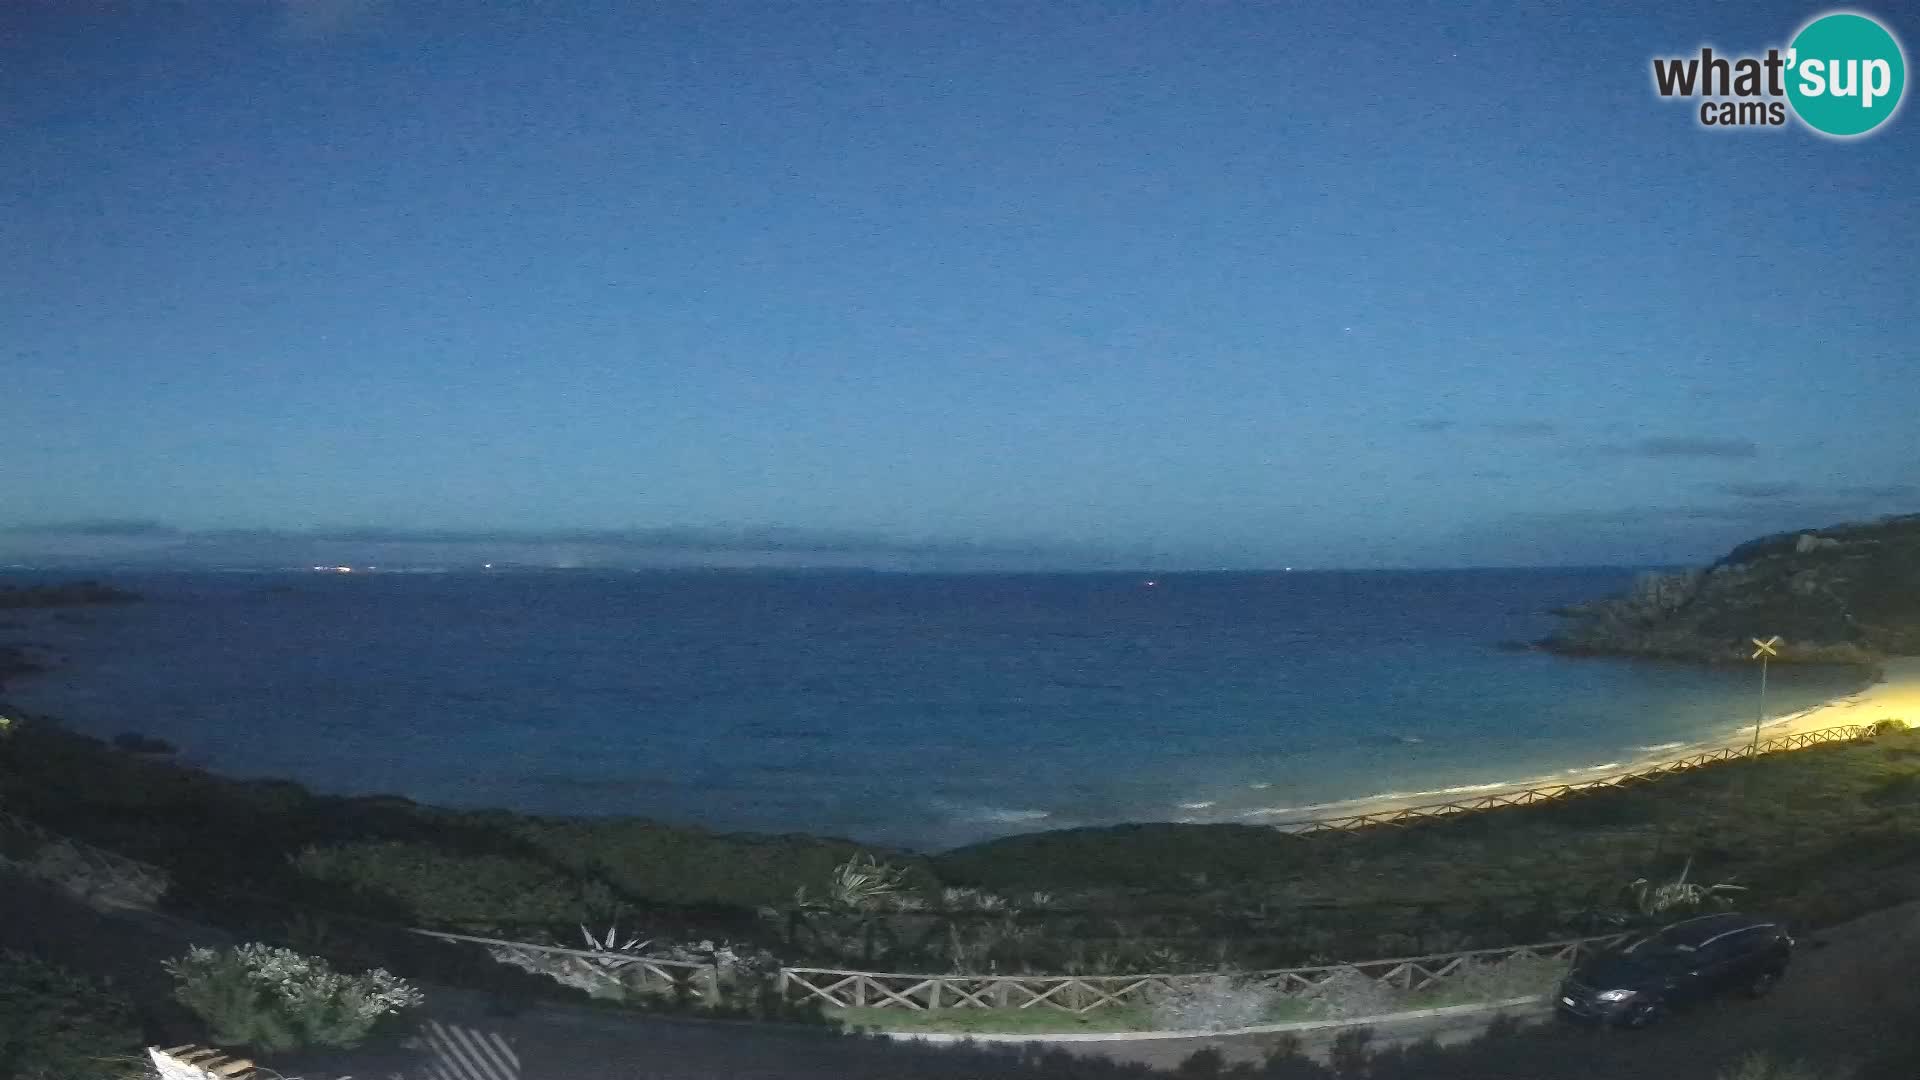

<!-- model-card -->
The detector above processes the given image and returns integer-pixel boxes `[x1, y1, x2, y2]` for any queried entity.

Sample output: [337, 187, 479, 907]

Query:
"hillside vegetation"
[1543, 512, 1920, 664]
[7, 714, 1920, 981]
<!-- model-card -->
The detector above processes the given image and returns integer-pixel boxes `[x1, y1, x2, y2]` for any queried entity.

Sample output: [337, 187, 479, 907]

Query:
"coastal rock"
[1540, 512, 1920, 666]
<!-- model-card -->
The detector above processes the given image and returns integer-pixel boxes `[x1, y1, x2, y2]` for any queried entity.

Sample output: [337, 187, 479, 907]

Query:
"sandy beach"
[1249, 658, 1920, 828]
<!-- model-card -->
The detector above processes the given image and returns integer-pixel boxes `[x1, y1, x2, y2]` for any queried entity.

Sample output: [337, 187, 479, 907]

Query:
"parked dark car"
[1557, 912, 1793, 1027]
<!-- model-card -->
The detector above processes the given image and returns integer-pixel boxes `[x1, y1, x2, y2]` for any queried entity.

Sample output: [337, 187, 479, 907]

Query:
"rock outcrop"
[1542, 512, 1920, 665]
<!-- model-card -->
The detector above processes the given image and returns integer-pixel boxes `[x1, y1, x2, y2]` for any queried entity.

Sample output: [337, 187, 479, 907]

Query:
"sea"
[0, 569, 1870, 852]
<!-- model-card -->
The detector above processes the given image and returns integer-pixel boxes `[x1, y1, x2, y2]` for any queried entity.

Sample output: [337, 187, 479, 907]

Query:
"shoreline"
[1234, 658, 1920, 828]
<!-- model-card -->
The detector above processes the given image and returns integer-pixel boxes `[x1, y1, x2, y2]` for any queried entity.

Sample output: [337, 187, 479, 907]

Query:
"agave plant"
[579, 923, 653, 971]
[1627, 857, 1747, 917]
[803, 854, 910, 911]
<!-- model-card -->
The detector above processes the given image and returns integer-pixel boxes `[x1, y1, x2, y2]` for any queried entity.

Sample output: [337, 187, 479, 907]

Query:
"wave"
[1238, 777, 1519, 818]
[1178, 800, 1216, 810]
[1234, 755, 1646, 820]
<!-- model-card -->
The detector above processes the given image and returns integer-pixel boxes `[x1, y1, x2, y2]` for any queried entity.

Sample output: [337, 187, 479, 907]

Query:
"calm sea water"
[0, 570, 1868, 851]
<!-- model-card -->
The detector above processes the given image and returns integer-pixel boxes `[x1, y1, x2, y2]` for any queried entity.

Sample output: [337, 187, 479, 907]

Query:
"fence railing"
[1259, 724, 1873, 834]
[779, 933, 1632, 1014]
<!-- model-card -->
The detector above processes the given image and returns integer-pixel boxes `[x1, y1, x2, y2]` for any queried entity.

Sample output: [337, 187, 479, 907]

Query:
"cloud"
[1452, 493, 1916, 567]
[0, 522, 1124, 571]
[1709, 481, 1801, 499]
[1836, 483, 1916, 499]
[1706, 481, 1914, 502]
[292, 525, 1059, 558]
[1483, 421, 1557, 437]
[1634, 436, 1759, 458]
[1409, 419, 1557, 437]
[0, 519, 178, 537]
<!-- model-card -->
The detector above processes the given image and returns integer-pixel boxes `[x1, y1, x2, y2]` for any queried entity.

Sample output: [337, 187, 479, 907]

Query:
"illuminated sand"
[1238, 658, 1920, 827]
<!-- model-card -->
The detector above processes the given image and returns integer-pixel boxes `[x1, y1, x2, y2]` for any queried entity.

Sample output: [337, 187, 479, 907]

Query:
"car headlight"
[1595, 989, 1637, 1003]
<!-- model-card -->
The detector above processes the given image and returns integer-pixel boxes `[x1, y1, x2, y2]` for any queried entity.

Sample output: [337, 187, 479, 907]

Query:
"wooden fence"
[1259, 724, 1873, 834]
[779, 933, 1631, 1014]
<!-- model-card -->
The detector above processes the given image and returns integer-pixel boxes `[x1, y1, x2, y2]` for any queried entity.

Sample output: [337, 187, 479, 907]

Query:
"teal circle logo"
[1786, 12, 1906, 137]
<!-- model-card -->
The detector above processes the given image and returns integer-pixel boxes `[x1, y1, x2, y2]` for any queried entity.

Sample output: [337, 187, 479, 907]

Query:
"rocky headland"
[1541, 512, 1920, 666]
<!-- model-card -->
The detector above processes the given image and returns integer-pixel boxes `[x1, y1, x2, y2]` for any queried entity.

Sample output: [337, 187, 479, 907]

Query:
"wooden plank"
[863, 978, 934, 1011]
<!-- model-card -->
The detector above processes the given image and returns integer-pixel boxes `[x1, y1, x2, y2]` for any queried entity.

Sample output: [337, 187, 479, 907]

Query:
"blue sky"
[2, 0, 1915, 569]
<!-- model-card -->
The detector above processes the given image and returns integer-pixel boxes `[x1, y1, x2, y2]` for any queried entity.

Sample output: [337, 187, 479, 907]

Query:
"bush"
[1298, 967, 1403, 1020]
[1867, 718, 1911, 737]
[1428, 952, 1568, 1003]
[1, 838, 169, 908]
[164, 943, 422, 1052]
[109, 732, 176, 755]
[292, 841, 620, 930]
[0, 951, 144, 1080]
[1148, 975, 1283, 1031]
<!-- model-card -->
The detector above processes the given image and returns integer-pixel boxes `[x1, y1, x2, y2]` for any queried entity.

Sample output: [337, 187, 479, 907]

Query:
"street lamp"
[1749, 636, 1781, 755]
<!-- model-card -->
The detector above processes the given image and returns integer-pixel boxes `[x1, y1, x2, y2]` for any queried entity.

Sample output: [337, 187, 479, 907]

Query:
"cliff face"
[1542, 513, 1920, 665]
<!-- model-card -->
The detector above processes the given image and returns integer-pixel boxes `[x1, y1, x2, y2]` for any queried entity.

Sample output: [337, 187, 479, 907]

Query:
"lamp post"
[1749, 636, 1781, 755]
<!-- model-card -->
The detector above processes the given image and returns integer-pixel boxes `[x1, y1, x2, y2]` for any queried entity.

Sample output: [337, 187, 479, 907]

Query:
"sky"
[2, 0, 1915, 570]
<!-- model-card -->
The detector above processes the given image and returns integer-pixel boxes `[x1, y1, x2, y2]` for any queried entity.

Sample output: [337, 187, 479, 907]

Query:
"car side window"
[1698, 929, 1756, 965]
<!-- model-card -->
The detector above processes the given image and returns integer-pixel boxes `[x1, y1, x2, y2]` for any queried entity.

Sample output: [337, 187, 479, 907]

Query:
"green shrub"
[2, 838, 169, 908]
[164, 942, 422, 1052]
[292, 841, 619, 930]
[1147, 974, 1286, 1031]
[0, 951, 144, 1080]
[1868, 718, 1912, 737]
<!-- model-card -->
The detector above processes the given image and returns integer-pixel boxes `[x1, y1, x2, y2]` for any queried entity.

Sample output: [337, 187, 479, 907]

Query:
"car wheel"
[1746, 970, 1782, 998]
[1624, 1001, 1664, 1028]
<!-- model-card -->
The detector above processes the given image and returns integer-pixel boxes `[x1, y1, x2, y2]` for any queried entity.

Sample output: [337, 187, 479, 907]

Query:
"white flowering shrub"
[1298, 967, 1403, 1020]
[0, 837, 169, 908]
[1148, 975, 1283, 1032]
[164, 943, 423, 1052]
[1435, 952, 1569, 1002]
